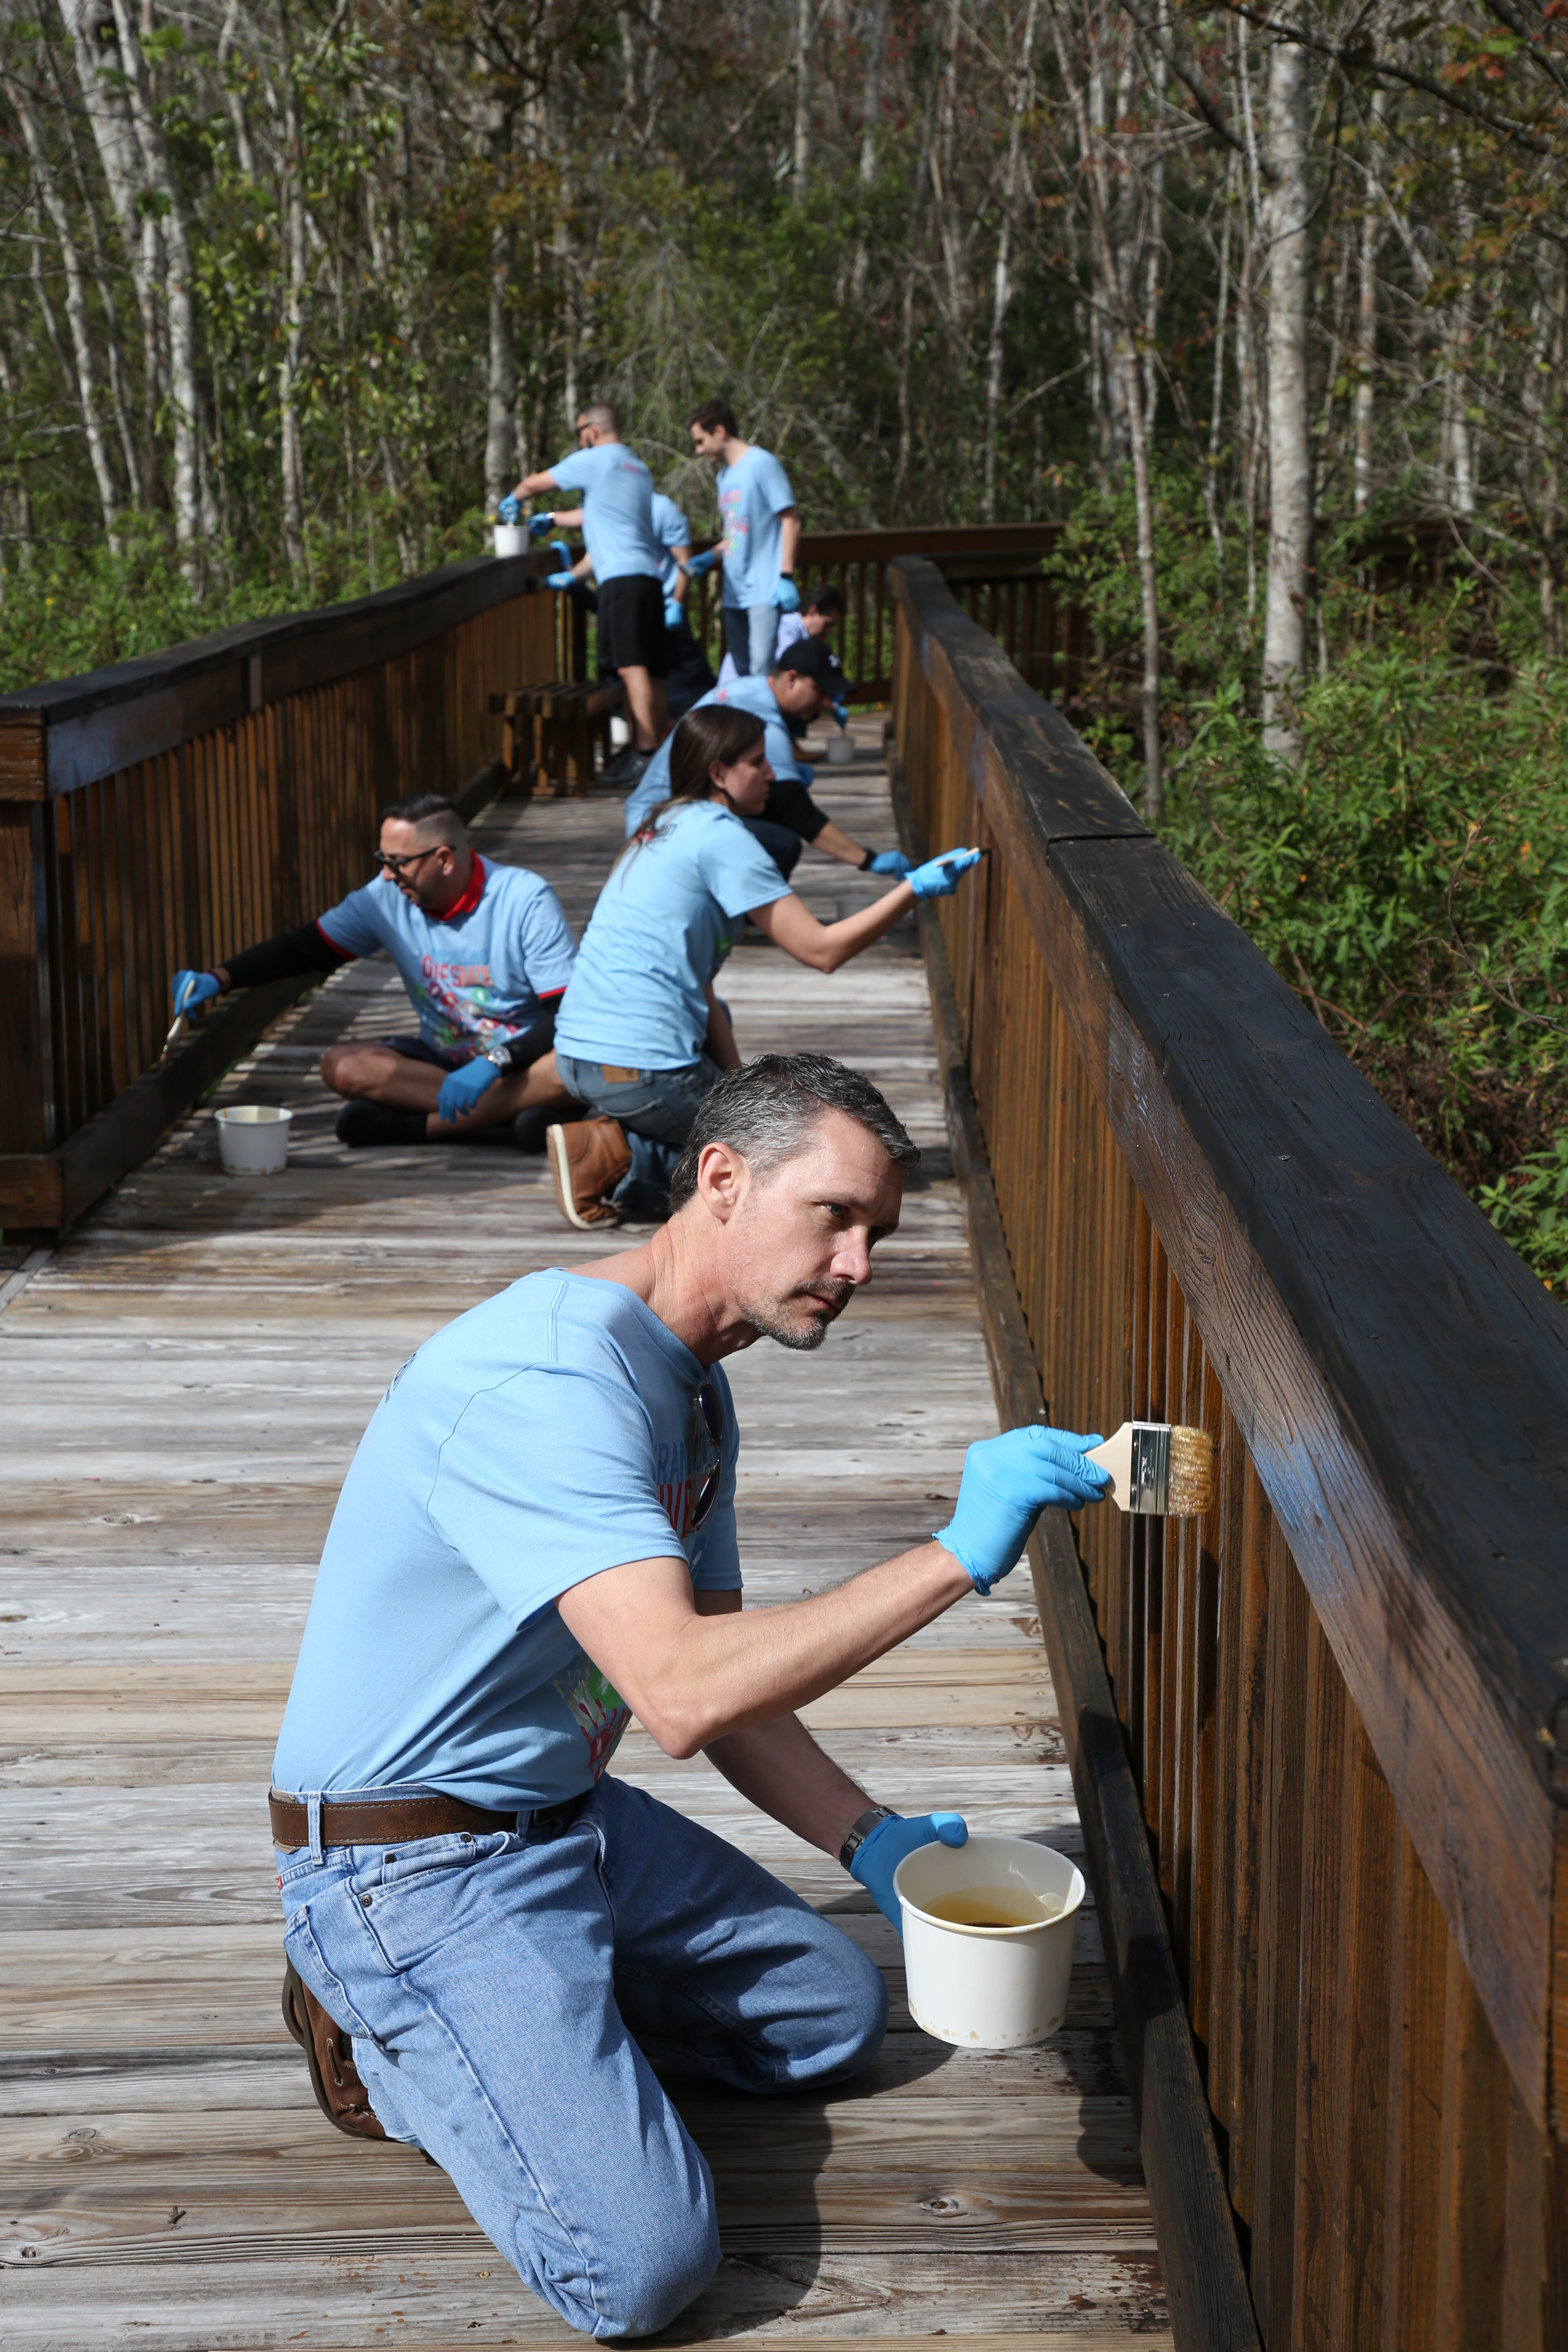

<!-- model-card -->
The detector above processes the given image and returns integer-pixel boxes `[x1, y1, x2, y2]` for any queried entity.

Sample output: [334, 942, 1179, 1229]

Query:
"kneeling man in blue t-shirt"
[269, 1051, 1110, 2338]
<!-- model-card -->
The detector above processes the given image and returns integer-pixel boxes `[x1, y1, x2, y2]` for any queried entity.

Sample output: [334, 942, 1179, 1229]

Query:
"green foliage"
[1047, 466, 1568, 1295]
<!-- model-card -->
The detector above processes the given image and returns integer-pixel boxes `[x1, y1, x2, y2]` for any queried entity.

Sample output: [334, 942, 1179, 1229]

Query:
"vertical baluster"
[1251, 1528, 1310, 2343]
[1290, 1613, 1350, 2350]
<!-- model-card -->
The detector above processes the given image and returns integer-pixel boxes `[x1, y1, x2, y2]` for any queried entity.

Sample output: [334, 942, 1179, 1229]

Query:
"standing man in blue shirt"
[167, 794, 579, 1152]
[686, 399, 801, 679]
[514, 403, 669, 788]
[269, 1049, 1111, 2336]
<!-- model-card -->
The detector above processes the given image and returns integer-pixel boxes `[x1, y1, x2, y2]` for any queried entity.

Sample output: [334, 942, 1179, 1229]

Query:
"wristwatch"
[838, 1803, 898, 1871]
[480, 1041, 514, 1071]
[858, 847, 874, 871]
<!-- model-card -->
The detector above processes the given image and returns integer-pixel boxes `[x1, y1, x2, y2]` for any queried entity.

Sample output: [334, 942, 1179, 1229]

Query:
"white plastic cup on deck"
[493, 522, 529, 558]
[215, 1105, 292, 1176]
[825, 730, 855, 765]
[893, 1833, 1085, 2050]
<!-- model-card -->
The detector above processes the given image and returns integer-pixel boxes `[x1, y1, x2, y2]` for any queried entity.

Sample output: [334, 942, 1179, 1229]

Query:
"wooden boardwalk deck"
[0, 728, 1172, 2350]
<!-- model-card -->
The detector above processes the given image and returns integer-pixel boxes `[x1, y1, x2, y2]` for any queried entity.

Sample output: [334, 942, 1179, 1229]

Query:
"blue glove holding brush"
[935, 1424, 1110, 1592]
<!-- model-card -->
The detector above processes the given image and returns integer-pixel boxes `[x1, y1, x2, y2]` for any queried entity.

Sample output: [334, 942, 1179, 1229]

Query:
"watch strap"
[838, 1804, 898, 1871]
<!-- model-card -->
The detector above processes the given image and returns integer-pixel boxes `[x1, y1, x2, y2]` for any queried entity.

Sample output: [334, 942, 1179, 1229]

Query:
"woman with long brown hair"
[548, 705, 979, 1229]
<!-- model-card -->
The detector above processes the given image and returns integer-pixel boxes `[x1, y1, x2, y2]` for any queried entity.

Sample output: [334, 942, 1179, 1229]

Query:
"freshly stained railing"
[890, 552, 1568, 2352]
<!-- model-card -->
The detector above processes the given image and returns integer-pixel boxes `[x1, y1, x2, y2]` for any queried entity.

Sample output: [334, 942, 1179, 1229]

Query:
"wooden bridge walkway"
[0, 726, 1171, 2350]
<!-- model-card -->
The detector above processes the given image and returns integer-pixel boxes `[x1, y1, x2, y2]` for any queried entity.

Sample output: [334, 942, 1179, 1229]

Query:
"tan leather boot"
[546, 1116, 632, 1228]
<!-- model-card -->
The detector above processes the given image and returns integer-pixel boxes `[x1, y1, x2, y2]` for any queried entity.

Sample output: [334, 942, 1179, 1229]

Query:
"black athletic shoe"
[600, 746, 650, 790]
[335, 1101, 430, 1149]
[513, 1101, 587, 1154]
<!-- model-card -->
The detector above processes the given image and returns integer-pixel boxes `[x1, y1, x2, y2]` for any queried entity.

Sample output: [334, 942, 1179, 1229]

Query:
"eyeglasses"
[375, 846, 443, 876]
[688, 1381, 724, 1530]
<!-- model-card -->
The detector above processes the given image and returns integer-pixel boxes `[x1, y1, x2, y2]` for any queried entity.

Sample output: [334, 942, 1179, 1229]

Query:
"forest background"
[0, 0, 1564, 1286]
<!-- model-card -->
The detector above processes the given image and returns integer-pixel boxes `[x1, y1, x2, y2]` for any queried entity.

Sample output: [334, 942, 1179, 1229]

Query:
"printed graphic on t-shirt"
[555, 1658, 631, 1779]
[420, 955, 511, 1054]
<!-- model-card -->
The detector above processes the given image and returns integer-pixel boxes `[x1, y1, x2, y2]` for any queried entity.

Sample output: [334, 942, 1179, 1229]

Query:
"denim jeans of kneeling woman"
[276, 1772, 887, 2339]
[555, 1050, 726, 1219]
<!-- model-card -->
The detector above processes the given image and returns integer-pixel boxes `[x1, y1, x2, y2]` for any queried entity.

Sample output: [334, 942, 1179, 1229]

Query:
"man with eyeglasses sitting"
[167, 791, 579, 1151]
[268, 1052, 1109, 2339]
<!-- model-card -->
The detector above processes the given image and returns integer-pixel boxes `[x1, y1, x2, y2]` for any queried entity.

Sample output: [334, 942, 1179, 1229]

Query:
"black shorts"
[596, 575, 670, 678]
[381, 1033, 466, 1071]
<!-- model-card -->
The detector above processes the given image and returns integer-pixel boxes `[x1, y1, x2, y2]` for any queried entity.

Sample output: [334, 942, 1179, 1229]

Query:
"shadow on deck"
[0, 725, 1171, 2349]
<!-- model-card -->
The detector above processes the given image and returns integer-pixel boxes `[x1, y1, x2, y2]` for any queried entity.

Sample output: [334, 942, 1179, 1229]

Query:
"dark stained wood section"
[0, 745, 1173, 2349]
[0, 560, 558, 1219]
[890, 553, 1568, 2350]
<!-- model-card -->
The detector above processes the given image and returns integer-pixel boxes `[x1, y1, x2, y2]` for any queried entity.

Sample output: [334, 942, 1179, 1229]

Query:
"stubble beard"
[746, 1279, 855, 1353]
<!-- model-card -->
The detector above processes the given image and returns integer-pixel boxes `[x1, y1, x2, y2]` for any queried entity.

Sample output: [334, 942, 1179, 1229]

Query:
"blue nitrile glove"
[546, 570, 576, 592]
[831, 701, 849, 727]
[528, 511, 555, 539]
[909, 846, 983, 900]
[498, 493, 521, 525]
[171, 969, 221, 1018]
[685, 548, 719, 578]
[436, 1056, 503, 1123]
[664, 597, 683, 630]
[851, 1811, 968, 1933]
[935, 1424, 1110, 1594]
[868, 850, 912, 877]
[771, 575, 802, 612]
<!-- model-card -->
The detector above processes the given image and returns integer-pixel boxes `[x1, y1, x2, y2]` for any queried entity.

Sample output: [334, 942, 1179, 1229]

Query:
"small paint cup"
[893, 1833, 1085, 2049]
[215, 1105, 292, 1176]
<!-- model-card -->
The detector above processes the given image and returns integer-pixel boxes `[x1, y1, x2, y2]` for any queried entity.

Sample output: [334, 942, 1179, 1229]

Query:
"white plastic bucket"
[215, 1104, 292, 1176]
[493, 522, 529, 558]
[894, 1833, 1085, 2049]
[825, 730, 855, 765]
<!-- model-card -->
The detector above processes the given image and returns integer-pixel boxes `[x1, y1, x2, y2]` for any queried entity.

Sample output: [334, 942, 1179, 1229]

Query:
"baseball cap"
[773, 638, 851, 695]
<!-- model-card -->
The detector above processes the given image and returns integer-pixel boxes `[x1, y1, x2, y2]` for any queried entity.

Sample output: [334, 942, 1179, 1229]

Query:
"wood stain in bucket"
[922, 1885, 1063, 1930]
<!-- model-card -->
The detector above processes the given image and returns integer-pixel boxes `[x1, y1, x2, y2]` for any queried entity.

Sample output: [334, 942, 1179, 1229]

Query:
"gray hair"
[669, 1054, 919, 1211]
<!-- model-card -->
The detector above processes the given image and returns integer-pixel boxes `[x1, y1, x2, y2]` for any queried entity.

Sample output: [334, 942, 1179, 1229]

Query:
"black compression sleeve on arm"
[502, 999, 559, 1072]
[222, 922, 354, 991]
[762, 776, 829, 843]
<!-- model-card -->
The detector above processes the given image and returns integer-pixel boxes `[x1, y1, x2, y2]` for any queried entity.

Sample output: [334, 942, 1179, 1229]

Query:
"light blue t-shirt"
[317, 858, 577, 1059]
[651, 492, 690, 595]
[556, 801, 790, 1068]
[272, 1272, 741, 1811]
[717, 445, 795, 606]
[549, 443, 662, 582]
[623, 677, 809, 837]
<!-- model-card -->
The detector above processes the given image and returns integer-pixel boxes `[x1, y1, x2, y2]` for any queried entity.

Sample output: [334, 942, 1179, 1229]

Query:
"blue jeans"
[277, 1775, 886, 2338]
[722, 603, 778, 677]
[556, 1050, 725, 1218]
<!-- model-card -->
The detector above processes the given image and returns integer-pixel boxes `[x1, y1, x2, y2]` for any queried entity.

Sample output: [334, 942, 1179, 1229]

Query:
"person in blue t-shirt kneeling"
[686, 397, 800, 679]
[166, 793, 580, 1153]
[547, 705, 983, 1230]
[269, 1048, 1112, 2336]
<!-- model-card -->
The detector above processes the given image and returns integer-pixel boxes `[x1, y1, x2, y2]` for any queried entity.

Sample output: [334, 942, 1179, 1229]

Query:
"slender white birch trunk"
[791, 0, 816, 202]
[7, 72, 122, 546]
[275, 0, 309, 574]
[982, 0, 1038, 521]
[107, 0, 201, 570]
[849, 0, 889, 301]
[1261, 36, 1311, 762]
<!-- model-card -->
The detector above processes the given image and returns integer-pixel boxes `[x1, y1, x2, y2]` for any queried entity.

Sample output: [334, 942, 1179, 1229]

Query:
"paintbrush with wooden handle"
[1086, 1422, 1216, 1517]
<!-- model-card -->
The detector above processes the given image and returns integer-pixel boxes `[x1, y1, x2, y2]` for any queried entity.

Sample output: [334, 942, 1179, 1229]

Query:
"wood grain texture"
[0, 742, 1170, 2348]
[886, 787, 1258, 2352]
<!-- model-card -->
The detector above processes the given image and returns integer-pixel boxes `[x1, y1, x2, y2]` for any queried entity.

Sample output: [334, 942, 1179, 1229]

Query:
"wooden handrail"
[0, 550, 559, 1225]
[890, 552, 1568, 2349]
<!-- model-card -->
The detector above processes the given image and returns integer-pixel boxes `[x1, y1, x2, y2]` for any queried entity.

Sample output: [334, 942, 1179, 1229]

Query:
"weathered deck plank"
[0, 730, 1172, 2347]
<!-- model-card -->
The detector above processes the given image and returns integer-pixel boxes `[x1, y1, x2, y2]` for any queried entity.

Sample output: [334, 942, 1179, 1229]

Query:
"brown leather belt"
[270, 1790, 518, 1851]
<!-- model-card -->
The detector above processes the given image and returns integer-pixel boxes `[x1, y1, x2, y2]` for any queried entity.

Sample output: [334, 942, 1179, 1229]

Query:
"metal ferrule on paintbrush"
[1086, 1421, 1216, 1517]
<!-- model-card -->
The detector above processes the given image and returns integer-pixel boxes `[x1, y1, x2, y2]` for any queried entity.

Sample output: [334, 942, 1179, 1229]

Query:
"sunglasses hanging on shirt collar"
[688, 1381, 723, 1530]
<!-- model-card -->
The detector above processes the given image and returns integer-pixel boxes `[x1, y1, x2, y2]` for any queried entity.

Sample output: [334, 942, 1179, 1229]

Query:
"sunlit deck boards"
[0, 728, 1172, 2348]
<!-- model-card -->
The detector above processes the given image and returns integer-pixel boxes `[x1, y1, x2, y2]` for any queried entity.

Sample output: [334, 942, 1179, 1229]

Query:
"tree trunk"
[849, 0, 889, 301]
[1353, 85, 1389, 515]
[1447, 143, 1477, 519]
[6, 70, 122, 546]
[276, 0, 308, 575]
[1261, 35, 1311, 762]
[1142, 39, 1167, 437]
[982, 0, 1038, 522]
[108, 0, 202, 572]
[55, 0, 162, 506]
[791, 0, 816, 202]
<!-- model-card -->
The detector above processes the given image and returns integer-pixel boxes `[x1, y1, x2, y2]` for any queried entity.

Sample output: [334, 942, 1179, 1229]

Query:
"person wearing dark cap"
[621, 638, 911, 886]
